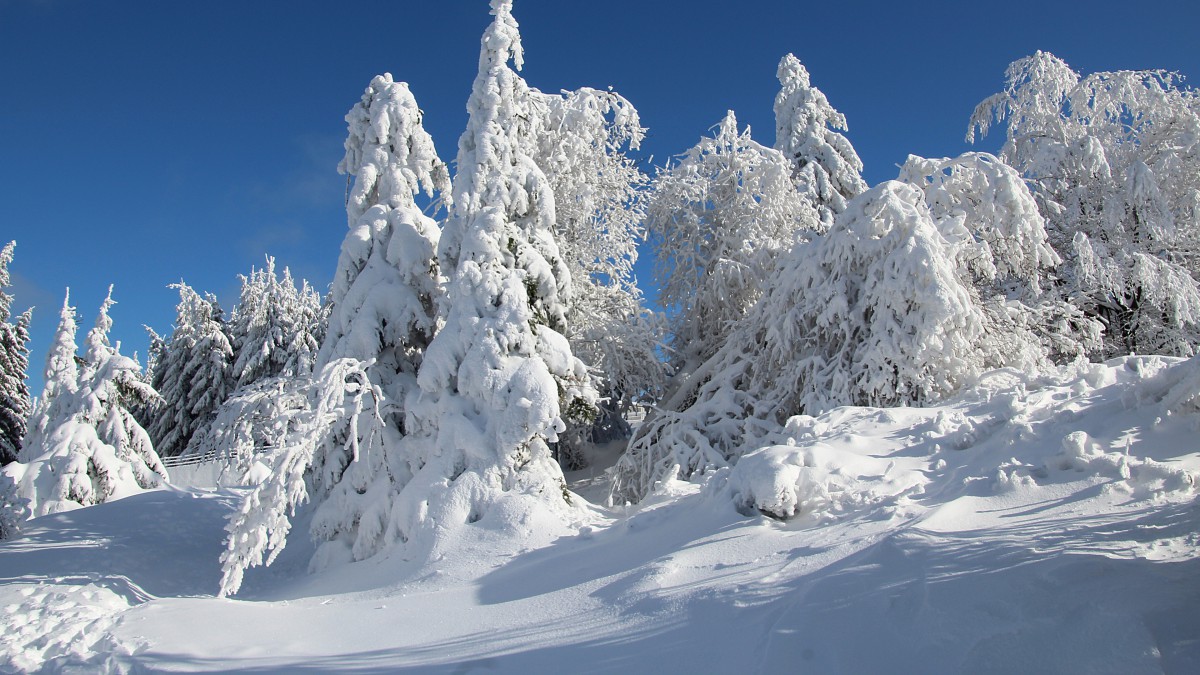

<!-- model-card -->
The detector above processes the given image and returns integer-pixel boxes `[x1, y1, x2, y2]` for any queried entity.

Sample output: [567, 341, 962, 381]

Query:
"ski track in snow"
[2, 357, 1200, 672]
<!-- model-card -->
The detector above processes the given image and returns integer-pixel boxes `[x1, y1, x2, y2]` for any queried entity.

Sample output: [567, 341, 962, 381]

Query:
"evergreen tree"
[307, 71, 449, 564]
[22, 291, 80, 461]
[147, 283, 233, 457]
[416, 0, 596, 496]
[228, 257, 325, 388]
[774, 54, 868, 229]
[11, 288, 166, 516]
[0, 242, 32, 465]
[220, 1, 600, 596]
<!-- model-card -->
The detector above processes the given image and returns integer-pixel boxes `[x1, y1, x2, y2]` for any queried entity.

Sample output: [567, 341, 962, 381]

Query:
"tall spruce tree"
[774, 54, 868, 229]
[147, 283, 233, 457]
[0, 242, 32, 465]
[416, 0, 596, 490]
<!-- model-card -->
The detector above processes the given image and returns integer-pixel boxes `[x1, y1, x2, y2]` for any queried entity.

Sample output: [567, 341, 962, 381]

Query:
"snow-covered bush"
[970, 51, 1200, 357]
[0, 241, 32, 466]
[0, 468, 27, 540]
[774, 54, 867, 228]
[647, 110, 814, 374]
[12, 289, 166, 517]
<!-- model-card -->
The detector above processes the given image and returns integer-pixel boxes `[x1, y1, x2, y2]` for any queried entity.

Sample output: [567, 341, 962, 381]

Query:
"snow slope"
[2, 356, 1199, 673]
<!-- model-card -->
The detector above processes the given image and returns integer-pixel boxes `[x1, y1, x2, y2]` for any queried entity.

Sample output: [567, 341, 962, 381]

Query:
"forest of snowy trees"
[2, 0, 1198, 593]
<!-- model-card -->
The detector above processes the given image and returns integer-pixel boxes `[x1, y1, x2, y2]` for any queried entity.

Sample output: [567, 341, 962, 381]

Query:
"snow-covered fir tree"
[412, 0, 596, 507]
[11, 288, 166, 517]
[969, 51, 1200, 357]
[228, 257, 325, 389]
[219, 0, 599, 596]
[306, 71, 448, 565]
[647, 110, 814, 376]
[533, 86, 665, 465]
[21, 292, 80, 462]
[0, 242, 32, 466]
[774, 54, 868, 229]
[146, 283, 234, 458]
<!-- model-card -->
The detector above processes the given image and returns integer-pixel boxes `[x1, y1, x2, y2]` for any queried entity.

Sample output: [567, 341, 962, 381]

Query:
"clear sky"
[3, 0, 1198, 394]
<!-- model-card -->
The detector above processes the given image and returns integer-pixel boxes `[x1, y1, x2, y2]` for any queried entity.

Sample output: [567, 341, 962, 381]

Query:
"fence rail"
[162, 449, 232, 468]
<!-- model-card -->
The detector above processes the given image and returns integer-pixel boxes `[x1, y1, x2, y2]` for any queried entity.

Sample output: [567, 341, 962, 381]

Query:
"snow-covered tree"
[969, 51, 1200, 357]
[614, 182, 991, 503]
[228, 258, 325, 389]
[146, 283, 233, 458]
[0, 468, 26, 539]
[0, 242, 32, 465]
[11, 288, 166, 516]
[648, 110, 815, 375]
[21, 292, 80, 461]
[414, 0, 596, 496]
[221, 3, 602, 594]
[774, 54, 868, 228]
[533, 86, 664, 465]
[304, 70, 449, 563]
[899, 152, 1101, 365]
[320, 72, 447, 384]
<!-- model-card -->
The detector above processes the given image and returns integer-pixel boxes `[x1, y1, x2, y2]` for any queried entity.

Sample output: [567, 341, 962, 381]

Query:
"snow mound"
[720, 356, 1199, 521]
[725, 441, 926, 521]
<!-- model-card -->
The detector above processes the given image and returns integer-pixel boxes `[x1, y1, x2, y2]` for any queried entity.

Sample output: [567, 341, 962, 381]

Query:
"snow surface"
[2, 356, 1199, 672]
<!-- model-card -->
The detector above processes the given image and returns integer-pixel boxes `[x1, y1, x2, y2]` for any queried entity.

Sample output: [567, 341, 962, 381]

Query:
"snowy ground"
[2, 356, 1199, 673]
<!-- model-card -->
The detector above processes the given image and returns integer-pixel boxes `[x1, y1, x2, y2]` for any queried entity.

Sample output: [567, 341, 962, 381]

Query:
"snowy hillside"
[2, 356, 1197, 673]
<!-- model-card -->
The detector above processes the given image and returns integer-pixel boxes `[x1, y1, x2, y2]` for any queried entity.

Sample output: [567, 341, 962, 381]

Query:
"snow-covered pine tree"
[21, 292, 80, 462]
[614, 182, 990, 503]
[147, 283, 233, 458]
[409, 0, 594, 528]
[306, 71, 449, 564]
[218, 0, 600, 596]
[218, 73, 450, 589]
[228, 257, 325, 389]
[0, 242, 33, 465]
[774, 54, 868, 229]
[197, 260, 325, 463]
[11, 287, 166, 516]
[647, 110, 814, 376]
[534, 86, 665, 466]
[969, 51, 1200, 357]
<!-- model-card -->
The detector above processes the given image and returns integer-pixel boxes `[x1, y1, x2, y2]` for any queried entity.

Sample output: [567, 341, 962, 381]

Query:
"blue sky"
[3, 0, 1198, 394]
